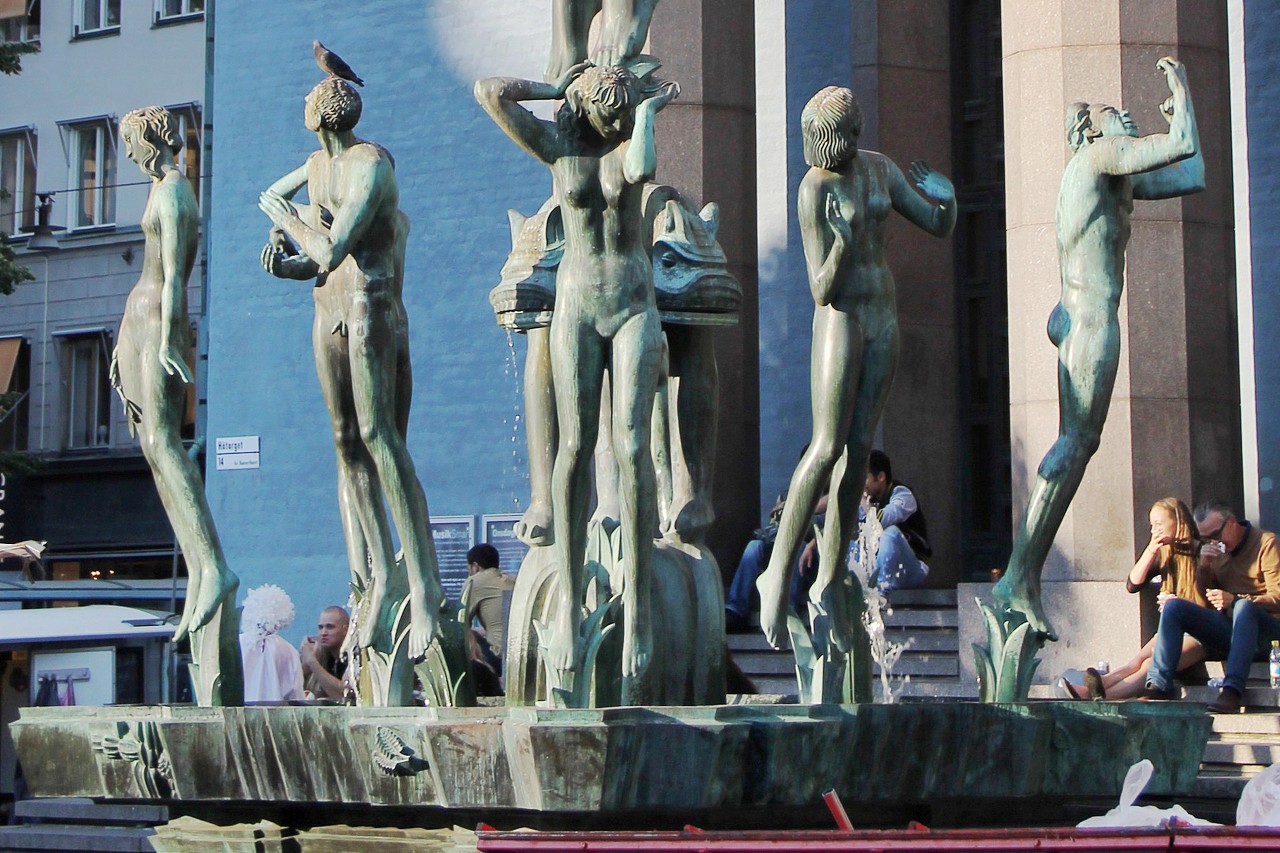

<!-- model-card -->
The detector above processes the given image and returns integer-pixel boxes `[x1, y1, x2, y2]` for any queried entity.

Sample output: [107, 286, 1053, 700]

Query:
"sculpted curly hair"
[308, 78, 362, 132]
[121, 106, 182, 177]
[801, 86, 862, 170]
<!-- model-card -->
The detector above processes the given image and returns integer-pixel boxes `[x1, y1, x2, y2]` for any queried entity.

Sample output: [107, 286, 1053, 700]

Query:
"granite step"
[0, 823, 156, 852]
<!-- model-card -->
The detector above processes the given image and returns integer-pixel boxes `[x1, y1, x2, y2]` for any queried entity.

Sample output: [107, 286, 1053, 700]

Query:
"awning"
[0, 604, 174, 647]
[0, 0, 26, 21]
[0, 337, 22, 393]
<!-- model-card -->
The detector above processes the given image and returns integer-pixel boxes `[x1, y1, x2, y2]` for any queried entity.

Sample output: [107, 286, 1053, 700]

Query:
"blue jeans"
[725, 538, 809, 617]
[1149, 598, 1280, 693]
[857, 526, 929, 592]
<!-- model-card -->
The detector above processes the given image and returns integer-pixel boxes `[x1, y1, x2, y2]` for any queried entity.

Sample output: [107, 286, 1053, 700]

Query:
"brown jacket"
[1206, 525, 1280, 616]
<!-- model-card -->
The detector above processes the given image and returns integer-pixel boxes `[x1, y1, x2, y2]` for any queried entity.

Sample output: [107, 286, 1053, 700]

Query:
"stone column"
[853, 2, 960, 587]
[650, 0, 759, 567]
[997, 2, 1237, 678]
[755, 1, 960, 584]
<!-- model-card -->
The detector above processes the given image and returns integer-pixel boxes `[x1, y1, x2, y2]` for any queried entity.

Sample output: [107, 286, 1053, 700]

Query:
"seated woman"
[1059, 497, 1205, 700]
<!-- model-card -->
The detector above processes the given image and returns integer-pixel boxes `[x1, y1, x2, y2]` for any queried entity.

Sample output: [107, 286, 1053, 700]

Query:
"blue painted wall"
[1247, 7, 1280, 530]
[205, 1, 554, 643]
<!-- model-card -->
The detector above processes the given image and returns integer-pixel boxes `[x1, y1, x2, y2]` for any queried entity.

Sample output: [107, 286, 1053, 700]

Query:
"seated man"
[860, 450, 931, 592]
[460, 543, 517, 672]
[1144, 501, 1280, 712]
[724, 493, 826, 632]
[300, 605, 350, 701]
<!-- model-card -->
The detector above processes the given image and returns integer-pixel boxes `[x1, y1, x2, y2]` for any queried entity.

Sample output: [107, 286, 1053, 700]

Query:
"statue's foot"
[515, 502, 553, 547]
[992, 574, 1057, 641]
[173, 569, 202, 642]
[755, 567, 793, 651]
[406, 595, 442, 661]
[356, 577, 389, 649]
[813, 581, 857, 654]
[622, 607, 652, 680]
[175, 570, 238, 643]
[545, 609, 577, 673]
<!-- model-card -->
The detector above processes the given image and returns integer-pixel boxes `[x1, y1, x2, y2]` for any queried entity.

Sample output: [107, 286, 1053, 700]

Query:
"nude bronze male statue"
[756, 86, 956, 653]
[994, 57, 1203, 638]
[259, 77, 444, 664]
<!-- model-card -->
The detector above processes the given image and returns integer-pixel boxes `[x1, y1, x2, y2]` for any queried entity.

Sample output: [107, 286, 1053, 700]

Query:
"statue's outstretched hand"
[646, 80, 680, 112]
[1157, 56, 1186, 89]
[909, 160, 954, 203]
[158, 346, 193, 384]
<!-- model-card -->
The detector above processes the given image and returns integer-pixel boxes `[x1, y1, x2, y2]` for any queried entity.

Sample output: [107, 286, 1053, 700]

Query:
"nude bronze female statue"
[756, 86, 956, 652]
[111, 107, 239, 649]
[475, 63, 677, 699]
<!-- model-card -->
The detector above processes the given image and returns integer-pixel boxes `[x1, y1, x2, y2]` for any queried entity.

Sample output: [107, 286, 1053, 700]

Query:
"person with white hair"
[238, 584, 304, 703]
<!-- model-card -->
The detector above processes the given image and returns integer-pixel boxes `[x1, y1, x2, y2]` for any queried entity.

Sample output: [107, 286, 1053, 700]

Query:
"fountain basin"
[12, 701, 1209, 812]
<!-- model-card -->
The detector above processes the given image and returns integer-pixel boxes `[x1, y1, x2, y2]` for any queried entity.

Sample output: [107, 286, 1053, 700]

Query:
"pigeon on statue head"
[313, 40, 365, 87]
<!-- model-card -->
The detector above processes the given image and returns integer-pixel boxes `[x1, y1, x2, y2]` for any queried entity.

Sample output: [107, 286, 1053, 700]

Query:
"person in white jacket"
[238, 584, 304, 703]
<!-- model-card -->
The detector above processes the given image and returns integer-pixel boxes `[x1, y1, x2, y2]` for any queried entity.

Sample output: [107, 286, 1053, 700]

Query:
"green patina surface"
[13, 701, 1209, 812]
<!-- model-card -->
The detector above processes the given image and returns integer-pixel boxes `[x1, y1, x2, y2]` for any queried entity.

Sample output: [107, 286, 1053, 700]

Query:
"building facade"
[0, 0, 207, 584]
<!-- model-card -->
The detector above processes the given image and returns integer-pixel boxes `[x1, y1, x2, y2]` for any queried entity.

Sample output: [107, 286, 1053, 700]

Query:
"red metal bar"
[477, 827, 1280, 852]
[823, 789, 853, 831]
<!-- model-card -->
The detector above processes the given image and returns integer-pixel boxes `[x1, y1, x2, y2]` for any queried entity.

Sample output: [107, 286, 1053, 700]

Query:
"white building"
[0, 0, 206, 583]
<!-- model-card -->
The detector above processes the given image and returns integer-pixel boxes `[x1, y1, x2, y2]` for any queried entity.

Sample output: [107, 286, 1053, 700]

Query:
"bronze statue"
[259, 77, 444, 664]
[994, 57, 1204, 638]
[756, 86, 956, 652]
[475, 63, 678, 697]
[111, 105, 241, 705]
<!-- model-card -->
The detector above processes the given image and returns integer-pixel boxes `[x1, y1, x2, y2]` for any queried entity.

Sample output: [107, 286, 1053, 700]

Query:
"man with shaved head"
[300, 605, 349, 700]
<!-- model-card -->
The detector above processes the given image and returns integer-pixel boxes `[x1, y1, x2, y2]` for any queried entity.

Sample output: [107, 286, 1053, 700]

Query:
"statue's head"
[563, 65, 640, 141]
[121, 106, 182, 177]
[305, 78, 362, 133]
[1066, 101, 1138, 151]
[801, 86, 862, 170]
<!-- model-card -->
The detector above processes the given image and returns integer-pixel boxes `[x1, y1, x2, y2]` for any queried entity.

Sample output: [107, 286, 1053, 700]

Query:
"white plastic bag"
[1077, 759, 1219, 828]
[1238, 763, 1280, 826]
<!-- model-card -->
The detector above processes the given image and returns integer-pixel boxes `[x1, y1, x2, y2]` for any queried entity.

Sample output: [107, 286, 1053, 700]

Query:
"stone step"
[1203, 740, 1280, 766]
[734, 652, 959, 679]
[14, 798, 169, 826]
[883, 609, 958, 629]
[1191, 770, 1253, 800]
[727, 629, 958, 654]
[1212, 712, 1280, 735]
[0, 824, 155, 852]
[733, 675, 975, 701]
[884, 589, 958, 607]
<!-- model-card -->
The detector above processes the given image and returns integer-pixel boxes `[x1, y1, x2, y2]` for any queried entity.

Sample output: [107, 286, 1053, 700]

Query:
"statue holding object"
[259, 58, 454, 704]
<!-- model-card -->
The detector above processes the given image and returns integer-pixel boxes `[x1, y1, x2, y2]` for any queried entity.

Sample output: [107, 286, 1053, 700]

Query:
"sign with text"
[431, 515, 476, 606]
[482, 513, 529, 575]
[215, 435, 260, 471]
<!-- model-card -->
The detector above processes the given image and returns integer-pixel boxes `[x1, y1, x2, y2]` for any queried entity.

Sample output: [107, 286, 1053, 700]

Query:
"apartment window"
[61, 332, 111, 449]
[61, 119, 116, 229]
[74, 0, 119, 37]
[154, 0, 202, 23]
[167, 103, 201, 202]
[0, 337, 29, 453]
[0, 128, 35, 237]
[1, 0, 40, 43]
